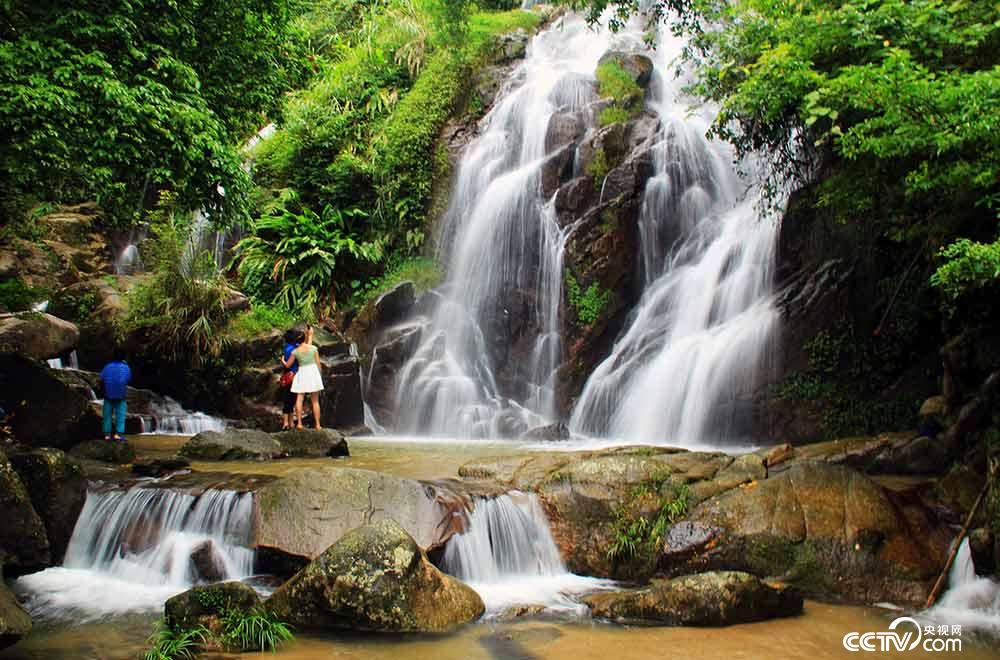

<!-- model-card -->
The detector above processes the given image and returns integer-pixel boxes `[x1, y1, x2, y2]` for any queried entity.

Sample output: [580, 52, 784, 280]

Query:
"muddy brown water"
[4, 436, 998, 659]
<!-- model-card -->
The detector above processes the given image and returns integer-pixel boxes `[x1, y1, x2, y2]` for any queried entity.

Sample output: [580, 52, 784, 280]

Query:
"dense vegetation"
[245, 0, 540, 312]
[0, 0, 309, 228]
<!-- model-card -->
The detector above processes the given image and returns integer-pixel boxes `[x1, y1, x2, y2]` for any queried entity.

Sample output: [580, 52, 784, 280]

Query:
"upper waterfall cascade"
[389, 12, 781, 446]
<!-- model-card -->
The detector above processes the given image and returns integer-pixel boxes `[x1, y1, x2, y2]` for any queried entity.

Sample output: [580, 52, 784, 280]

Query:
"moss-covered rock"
[584, 571, 802, 626]
[0, 449, 50, 573]
[69, 438, 136, 464]
[181, 429, 283, 461]
[8, 448, 86, 563]
[265, 519, 484, 632]
[164, 581, 261, 634]
[274, 428, 348, 458]
[0, 572, 32, 650]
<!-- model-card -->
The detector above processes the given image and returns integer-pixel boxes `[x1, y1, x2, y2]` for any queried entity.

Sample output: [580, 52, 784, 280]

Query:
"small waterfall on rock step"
[47, 349, 80, 371]
[441, 493, 614, 616]
[137, 395, 227, 435]
[924, 538, 1000, 635]
[15, 487, 255, 621]
[569, 25, 781, 447]
[393, 15, 620, 438]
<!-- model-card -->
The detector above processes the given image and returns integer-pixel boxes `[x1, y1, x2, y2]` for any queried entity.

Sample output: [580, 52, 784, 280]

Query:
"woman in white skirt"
[283, 325, 324, 429]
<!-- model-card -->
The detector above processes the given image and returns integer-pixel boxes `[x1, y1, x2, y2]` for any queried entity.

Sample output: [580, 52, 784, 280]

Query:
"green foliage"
[353, 255, 443, 304]
[0, 0, 308, 226]
[587, 148, 611, 184]
[142, 621, 207, 660]
[596, 61, 641, 104]
[226, 302, 299, 339]
[235, 190, 383, 315]
[777, 321, 922, 437]
[599, 105, 633, 127]
[607, 481, 691, 561]
[565, 269, 611, 326]
[124, 194, 234, 359]
[0, 277, 47, 312]
[219, 607, 294, 652]
[932, 238, 1000, 306]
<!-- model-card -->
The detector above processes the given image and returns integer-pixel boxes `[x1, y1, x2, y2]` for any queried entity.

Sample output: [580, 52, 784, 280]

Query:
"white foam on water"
[137, 396, 227, 435]
[923, 538, 1000, 636]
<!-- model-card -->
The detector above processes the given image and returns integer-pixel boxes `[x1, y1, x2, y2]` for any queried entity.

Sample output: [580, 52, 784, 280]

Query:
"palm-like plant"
[236, 190, 383, 315]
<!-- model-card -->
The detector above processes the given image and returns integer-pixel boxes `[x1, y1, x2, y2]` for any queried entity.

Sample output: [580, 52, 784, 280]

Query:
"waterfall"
[393, 15, 618, 438]
[14, 487, 255, 620]
[137, 395, 227, 435]
[47, 349, 80, 371]
[924, 538, 1000, 635]
[568, 24, 781, 447]
[441, 493, 614, 615]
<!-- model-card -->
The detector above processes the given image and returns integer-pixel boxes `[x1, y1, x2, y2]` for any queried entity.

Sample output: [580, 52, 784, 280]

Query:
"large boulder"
[8, 448, 87, 563]
[364, 324, 423, 426]
[0, 450, 50, 573]
[319, 355, 365, 430]
[346, 281, 417, 357]
[265, 520, 484, 633]
[181, 429, 283, 461]
[583, 571, 802, 626]
[0, 575, 32, 650]
[676, 462, 951, 605]
[0, 353, 99, 449]
[253, 467, 460, 568]
[0, 312, 78, 360]
[164, 581, 261, 633]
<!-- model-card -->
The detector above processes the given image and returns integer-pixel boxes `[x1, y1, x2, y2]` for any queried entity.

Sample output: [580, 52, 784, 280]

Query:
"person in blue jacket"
[99, 348, 132, 441]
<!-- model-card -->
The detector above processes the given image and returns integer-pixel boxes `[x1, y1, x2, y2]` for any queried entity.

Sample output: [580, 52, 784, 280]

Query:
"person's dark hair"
[112, 346, 127, 361]
[283, 328, 300, 344]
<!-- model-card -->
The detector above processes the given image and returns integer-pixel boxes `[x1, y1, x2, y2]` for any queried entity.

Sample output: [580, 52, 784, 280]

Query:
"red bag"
[279, 370, 294, 388]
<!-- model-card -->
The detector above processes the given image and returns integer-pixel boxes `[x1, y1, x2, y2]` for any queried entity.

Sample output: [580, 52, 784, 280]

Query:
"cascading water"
[15, 487, 255, 620]
[924, 538, 1000, 635]
[441, 493, 614, 615]
[47, 349, 80, 371]
[393, 15, 625, 439]
[568, 26, 781, 447]
[137, 396, 227, 435]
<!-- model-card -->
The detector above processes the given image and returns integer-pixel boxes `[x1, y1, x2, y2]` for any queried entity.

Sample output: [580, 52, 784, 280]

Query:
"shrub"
[565, 269, 611, 326]
[142, 622, 206, 660]
[227, 302, 300, 339]
[0, 277, 47, 312]
[353, 255, 443, 304]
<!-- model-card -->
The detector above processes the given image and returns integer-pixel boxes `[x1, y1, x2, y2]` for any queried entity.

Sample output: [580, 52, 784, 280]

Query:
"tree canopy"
[0, 0, 306, 226]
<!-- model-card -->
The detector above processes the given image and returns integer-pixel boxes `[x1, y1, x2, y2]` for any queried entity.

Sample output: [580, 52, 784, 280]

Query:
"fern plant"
[220, 607, 294, 652]
[142, 621, 207, 660]
[236, 189, 383, 315]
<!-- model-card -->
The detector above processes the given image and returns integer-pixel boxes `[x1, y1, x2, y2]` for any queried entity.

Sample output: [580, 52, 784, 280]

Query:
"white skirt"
[291, 363, 324, 393]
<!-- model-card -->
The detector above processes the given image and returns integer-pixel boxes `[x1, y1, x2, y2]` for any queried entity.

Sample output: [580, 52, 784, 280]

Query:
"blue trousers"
[102, 398, 127, 435]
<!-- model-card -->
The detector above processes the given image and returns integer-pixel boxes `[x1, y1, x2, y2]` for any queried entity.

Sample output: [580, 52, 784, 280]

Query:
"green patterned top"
[295, 345, 318, 366]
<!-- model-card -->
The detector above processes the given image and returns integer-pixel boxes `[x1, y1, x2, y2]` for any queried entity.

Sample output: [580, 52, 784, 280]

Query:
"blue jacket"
[100, 360, 132, 400]
[283, 342, 299, 373]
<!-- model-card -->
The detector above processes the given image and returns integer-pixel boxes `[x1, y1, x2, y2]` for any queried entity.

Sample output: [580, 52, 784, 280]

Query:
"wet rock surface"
[0, 575, 31, 650]
[584, 571, 802, 626]
[7, 447, 86, 563]
[0, 449, 50, 573]
[265, 519, 484, 633]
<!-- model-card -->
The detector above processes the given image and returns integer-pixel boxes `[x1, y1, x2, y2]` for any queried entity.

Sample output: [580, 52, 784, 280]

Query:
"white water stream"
[441, 493, 614, 616]
[15, 488, 255, 621]
[389, 11, 779, 446]
[924, 538, 1000, 635]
